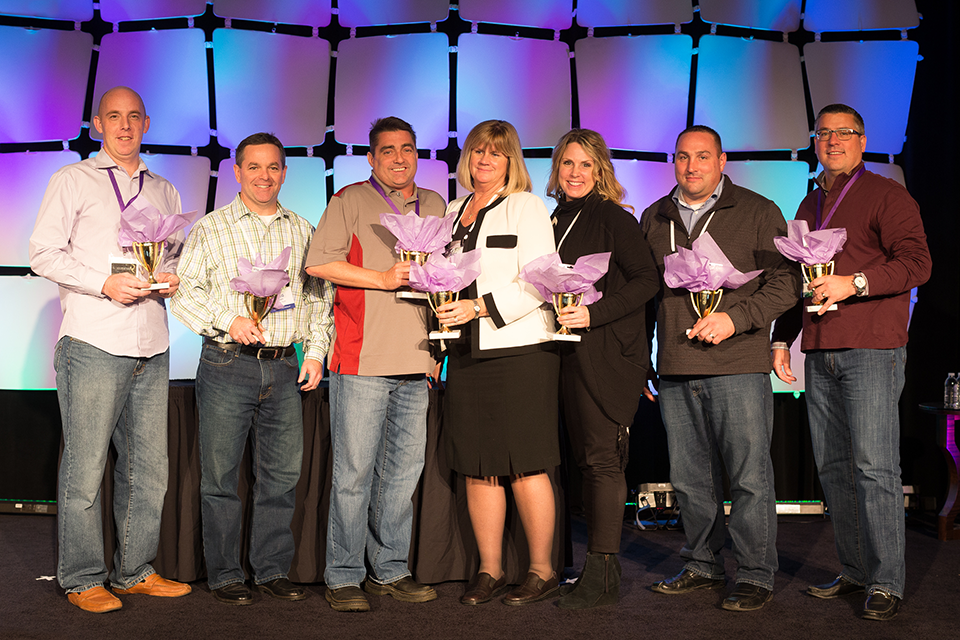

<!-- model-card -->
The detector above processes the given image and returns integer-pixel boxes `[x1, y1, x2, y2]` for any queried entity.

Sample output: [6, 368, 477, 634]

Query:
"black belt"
[205, 339, 295, 360]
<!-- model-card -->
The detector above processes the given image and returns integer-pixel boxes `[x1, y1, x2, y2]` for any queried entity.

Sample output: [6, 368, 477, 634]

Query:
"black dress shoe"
[460, 572, 507, 605]
[364, 576, 437, 603]
[721, 583, 773, 611]
[862, 590, 901, 621]
[651, 569, 725, 595]
[257, 577, 307, 601]
[502, 572, 560, 606]
[212, 582, 254, 606]
[807, 575, 864, 599]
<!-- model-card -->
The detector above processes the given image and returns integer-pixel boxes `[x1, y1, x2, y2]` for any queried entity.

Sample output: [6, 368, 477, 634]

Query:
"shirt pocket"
[486, 234, 518, 249]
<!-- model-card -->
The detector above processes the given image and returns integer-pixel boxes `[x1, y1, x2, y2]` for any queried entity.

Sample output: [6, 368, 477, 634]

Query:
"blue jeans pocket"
[200, 344, 237, 367]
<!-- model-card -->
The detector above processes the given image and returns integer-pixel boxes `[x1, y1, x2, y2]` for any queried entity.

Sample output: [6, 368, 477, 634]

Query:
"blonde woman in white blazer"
[435, 120, 561, 607]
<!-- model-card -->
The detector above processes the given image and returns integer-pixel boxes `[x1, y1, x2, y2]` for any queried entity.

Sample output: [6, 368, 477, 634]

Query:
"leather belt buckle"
[257, 347, 281, 360]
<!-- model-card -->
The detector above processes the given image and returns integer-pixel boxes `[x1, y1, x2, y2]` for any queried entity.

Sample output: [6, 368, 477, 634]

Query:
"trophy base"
[143, 282, 170, 291]
[430, 330, 460, 340]
[806, 303, 838, 312]
[553, 332, 581, 342]
[397, 290, 428, 300]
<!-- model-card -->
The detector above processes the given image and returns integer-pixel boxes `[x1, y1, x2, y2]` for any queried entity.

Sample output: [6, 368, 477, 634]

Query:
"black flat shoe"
[212, 582, 254, 606]
[807, 575, 864, 599]
[258, 577, 306, 601]
[721, 583, 773, 611]
[651, 569, 725, 595]
[862, 590, 901, 621]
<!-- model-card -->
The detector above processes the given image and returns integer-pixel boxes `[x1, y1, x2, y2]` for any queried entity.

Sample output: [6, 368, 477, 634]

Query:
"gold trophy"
[131, 241, 169, 290]
[398, 250, 430, 299]
[427, 290, 460, 340]
[691, 289, 723, 318]
[802, 261, 837, 312]
[244, 292, 277, 343]
[552, 292, 584, 342]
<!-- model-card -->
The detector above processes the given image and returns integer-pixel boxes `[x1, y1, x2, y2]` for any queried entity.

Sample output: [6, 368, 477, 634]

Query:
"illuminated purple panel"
[142, 154, 210, 235]
[0, 151, 80, 266]
[576, 35, 691, 153]
[338, 0, 447, 28]
[333, 156, 451, 206]
[0, 277, 62, 390]
[93, 30, 209, 147]
[459, 0, 571, 30]
[457, 34, 570, 149]
[213, 30, 330, 149]
[723, 161, 810, 221]
[0, 27, 91, 143]
[804, 41, 917, 155]
[215, 157, 328, 228]
[615, 160, 678, 217]
[455, 157, 553, 213]
[577, 0, 692, 28]
[334, 34, 448, 150]
[213, 0, 332, 27]
[804, 0, 919, 32]
[699, 0, 801, 32]
[0, 0, 91, 20]
[99, 0, 206, 22]
[694, 36, 808, 152]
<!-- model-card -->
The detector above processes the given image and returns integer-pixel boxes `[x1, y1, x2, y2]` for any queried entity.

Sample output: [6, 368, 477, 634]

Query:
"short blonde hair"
[546, 128, 632, 213]
[456, 120, 532, 195]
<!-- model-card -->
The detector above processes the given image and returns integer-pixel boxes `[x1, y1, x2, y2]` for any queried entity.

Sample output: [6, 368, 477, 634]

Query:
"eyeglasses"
[814, 128, 862, 141]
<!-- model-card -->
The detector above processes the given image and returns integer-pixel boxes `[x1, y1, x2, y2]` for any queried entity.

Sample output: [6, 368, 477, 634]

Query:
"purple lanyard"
[370, 178, 419, 216]
[107, 168, 145, 211]
[816, 166, 864, 230]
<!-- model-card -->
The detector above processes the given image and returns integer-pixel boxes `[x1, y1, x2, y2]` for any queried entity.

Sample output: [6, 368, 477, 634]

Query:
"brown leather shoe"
[364, 576, 437, 603]
[461, 572, 507, 605]
[502, 572, 560, 606]
[67, 586, 122, 613]
[112, 573, 191, 597]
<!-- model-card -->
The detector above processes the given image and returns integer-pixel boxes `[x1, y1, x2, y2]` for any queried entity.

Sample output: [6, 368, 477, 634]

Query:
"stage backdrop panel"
[0, 0, 91, 20]
[337, 0, 447, 28]
[459, 0, 572, 30]
[99, 0, 207, 23]
[92, 29, 209, 148]
[617, 159, 679, 216]
[576, 35, 692, 153]
[723, 160, 810, 222]
[214, 156, 328, 229]
[333, 156, 450, 206]
[576, 0, 693, 27]
[213, 0, 332, 27]
[334, 34, 449, 151]
[699, 0, 802, 32]
[213, 29, 331, 150]
[142, 153, 211, 235]
[0, 277, 61, 390]
[0, 26, 91, 143]
[803, 0, 919, 32]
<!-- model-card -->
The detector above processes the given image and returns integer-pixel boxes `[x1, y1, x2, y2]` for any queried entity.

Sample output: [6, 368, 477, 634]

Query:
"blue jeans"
[54, 336, 169, 593]
[659, 373, 778, 590]
[805, 347, 906, 598]
[195, 343, 304, 589]
[325, 372, 429, 588]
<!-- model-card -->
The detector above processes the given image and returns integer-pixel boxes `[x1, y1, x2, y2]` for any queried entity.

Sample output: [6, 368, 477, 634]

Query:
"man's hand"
[772, 348, 796, 384]
[151, 272, 179, 299]
[687, 311, 735, 345]
[102, 273, 152, 304]
[299, 358, 324, 391]
[429, 360, 444, 390]
[809, 274, 856, 316]
[380, 261, 411, 291]
[228, 316, 265, 345]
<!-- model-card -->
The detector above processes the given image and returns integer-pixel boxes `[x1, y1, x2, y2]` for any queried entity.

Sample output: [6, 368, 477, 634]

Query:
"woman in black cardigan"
[548, 129, 659, 608]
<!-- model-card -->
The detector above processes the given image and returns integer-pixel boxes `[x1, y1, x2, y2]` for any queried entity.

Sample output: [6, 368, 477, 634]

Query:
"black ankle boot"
[558, 552, 621, 609]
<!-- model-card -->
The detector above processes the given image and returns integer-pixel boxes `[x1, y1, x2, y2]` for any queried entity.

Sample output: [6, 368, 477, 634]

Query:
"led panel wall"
[0, 27, 91, 143]
[168, 308, 202, 380]
[333, 156, 451, 206]
[0, 0, 91, 20]
[213, 29, 330, 149]
[699, 0, 801, 32]
[723, 161, 810, 221]
[804, 0, 919, 32]
[694, 35, 808, 152]
[459, 0, 572, 31]
[865, 161, 906, 188]
[1, 151, 81, 266]
[0, 276, 61, 390]
[334, 34, 449, 150]
[804, 40, 918, 155]
[213, 0, 332, 27]
[576, 0, 693, 27]
[616, 160, 681, 216]
[214, 156, 328, 228]
[457, 34, 570, 149]
[99, 0, 206, 23]
[92, 30, 209, 147]
[337, 0, 447, 28]
[576, 35, 691, 153]
[142, 154, 211, 234]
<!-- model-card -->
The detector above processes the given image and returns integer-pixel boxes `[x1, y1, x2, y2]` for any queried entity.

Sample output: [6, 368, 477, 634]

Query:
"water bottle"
[946, 373, 960, 410]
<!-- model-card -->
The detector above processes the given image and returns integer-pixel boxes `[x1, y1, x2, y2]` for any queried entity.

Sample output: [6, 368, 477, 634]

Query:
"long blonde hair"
[546, 128, 632, 213]
[456, 120, 532, 195]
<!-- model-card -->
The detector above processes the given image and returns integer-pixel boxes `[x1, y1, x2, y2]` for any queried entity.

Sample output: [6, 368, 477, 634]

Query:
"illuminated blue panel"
[0, 277, 61, 390]
[864, 161, 906, 188]
[0, 27, 91, 143]
[338, 0, 447, 27]
[213, 29, 330, 149]
[694, 35, 808, 152]
[459, 0, 571, 30]
[457, 34, 570, 149]
[333, 156, 450, 206]
[804, 0, 919, 32]
[168, 308, 202, 380]
[99, 0, 206, 22]
[577, 0, 692, 27]
[699, 0, 801, 32]
[576, 35, 691, 153]
[93, 30, 209, 147]
[455, 157, 552, 213]
[213, 0, 332, 27]
[615, 160, 678, 216]
[142, 154, 210, 234]
[0, 151, 80, 266]
[334, 34, 448, 150]
[0, 0, 91, 20]
[804, 41, 917, 155]
[723, 161, 810, 221]
[214, 157, 328, 228]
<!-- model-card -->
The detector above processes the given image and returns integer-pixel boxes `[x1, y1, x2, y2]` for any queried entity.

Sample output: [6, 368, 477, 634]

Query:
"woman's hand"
[436, 299, 482, 326]
[557, 304, 590, 330]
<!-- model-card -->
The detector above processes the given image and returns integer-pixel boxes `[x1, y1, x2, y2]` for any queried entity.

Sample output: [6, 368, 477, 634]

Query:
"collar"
[671, 174, 725, 211]
[814, 161, 866, 194]
[370, 172, 419, 203]
[94, 148, 150, 178]
[228, 192, 290, 223]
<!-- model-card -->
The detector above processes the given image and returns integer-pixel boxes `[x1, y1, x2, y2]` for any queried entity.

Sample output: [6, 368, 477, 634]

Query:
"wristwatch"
[852, 272, 868, 297]
[472, 299, 482, 319]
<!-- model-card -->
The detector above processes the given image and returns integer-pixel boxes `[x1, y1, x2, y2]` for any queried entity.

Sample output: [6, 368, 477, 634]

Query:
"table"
[919, 403, 960, 540]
